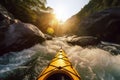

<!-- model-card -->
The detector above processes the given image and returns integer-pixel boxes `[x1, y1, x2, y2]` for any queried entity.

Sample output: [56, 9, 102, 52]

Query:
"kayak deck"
[37, 49, 81, 80]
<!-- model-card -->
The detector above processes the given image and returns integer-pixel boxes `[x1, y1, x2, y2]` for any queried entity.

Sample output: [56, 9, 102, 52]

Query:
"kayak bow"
[37, 49, 81, 80]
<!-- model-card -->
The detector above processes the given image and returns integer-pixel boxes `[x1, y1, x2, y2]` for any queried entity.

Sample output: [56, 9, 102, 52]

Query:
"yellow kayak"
[37, 48, 81, 80]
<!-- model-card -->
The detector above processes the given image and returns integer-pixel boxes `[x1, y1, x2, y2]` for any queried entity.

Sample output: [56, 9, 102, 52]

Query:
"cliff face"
[64, 0, 120, 44]
[76, 0, 120, 19]
[77, 8, 120, 44]
[64, 0, 120, 33]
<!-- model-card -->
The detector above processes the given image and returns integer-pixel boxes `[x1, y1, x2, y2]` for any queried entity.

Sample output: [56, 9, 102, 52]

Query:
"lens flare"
[47, 27, 54, 35]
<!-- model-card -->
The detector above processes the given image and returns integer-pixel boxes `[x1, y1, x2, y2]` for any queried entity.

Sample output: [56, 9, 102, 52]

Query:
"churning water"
[0, 37, 120, 80]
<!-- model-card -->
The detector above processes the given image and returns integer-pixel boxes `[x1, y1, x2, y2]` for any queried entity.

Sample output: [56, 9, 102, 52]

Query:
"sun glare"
[47, 0, 90, 22]
[53, 6, 67, 22]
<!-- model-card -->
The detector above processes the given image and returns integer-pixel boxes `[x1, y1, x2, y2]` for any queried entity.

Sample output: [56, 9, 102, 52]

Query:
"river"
[0, 36, 120, 80]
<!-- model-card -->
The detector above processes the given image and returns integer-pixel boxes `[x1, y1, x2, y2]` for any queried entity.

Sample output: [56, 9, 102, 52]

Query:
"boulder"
[67, 36, 100, 47]
[0, 4, 45, 56]
[0, 19, 45, 56]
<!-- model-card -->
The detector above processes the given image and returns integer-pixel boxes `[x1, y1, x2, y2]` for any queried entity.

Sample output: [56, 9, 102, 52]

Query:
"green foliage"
[0, 0, 54, 33]
[0, 0, 46, 18]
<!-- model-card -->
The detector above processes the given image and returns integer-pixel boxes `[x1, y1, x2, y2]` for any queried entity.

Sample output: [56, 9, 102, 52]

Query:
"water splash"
[0, 37, 120, 80]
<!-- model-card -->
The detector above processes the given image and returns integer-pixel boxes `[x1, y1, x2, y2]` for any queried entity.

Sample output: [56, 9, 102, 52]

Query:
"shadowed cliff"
[64, 0, 120, 44]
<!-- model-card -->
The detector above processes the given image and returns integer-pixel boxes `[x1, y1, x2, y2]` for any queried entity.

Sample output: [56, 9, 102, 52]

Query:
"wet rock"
[67, 36, 100, 47]
[0, 20, 45, 56]
[44, 34, 53, 40]
[0, 4, 45, 56]
[98, 42, 120, 55]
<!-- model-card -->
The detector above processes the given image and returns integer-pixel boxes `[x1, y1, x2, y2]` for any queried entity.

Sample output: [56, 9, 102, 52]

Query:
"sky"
[46, 0, 90, 22]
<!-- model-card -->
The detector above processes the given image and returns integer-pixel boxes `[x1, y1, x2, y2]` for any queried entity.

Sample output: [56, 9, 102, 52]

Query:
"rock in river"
[66, 35, 100, 47]
[0, 19, 45, 56]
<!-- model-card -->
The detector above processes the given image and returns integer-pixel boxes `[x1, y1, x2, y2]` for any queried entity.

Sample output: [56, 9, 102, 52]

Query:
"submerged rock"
[98, 42, 120, 55]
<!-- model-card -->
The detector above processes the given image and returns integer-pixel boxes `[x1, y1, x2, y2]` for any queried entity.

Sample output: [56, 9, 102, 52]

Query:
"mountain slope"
[64, 0, 120, 34]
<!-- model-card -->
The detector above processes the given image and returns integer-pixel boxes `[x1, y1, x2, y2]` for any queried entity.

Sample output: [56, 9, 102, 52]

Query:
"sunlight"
[47, 0, 90, 22]
[53, 6, 67, 22]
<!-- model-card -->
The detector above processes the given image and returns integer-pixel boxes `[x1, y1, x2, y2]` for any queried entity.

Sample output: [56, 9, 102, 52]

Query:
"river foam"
[0, 37, 120, 80]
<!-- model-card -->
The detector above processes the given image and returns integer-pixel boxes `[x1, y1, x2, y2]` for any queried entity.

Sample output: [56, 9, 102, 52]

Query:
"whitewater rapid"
[0, 37, 120, 80]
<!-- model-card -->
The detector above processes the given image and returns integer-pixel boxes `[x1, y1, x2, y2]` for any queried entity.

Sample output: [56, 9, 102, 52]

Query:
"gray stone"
[67, 36, 100, 47]
[0, 20, 45, 56]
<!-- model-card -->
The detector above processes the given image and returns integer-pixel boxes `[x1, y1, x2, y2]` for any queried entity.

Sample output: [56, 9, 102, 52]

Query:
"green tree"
[0, 0, 55, 33]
